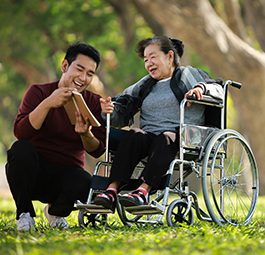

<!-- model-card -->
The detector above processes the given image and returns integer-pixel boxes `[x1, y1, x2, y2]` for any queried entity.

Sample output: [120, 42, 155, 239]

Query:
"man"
[5, 42, 106, 231]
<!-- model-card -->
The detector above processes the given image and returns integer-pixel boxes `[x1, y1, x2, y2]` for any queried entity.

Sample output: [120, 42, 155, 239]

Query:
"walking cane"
[104, 113, 111, 177]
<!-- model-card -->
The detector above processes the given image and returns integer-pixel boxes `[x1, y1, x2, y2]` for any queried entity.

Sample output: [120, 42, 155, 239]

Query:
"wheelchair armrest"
[186, 95, 223, 107]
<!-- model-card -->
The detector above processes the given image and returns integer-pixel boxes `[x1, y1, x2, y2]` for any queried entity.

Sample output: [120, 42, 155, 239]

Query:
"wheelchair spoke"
[202, 129, 259, 225]
[166, 200, 194, 226]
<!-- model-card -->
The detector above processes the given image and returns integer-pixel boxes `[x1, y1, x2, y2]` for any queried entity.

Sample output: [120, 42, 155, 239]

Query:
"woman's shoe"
[94, 190, 116, 212]
[118, 190, 148, 207]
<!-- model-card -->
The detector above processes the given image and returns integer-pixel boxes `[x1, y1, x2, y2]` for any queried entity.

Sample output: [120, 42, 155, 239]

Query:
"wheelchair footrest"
[75, 201, 113, 214]
[124, 204, 164, 215]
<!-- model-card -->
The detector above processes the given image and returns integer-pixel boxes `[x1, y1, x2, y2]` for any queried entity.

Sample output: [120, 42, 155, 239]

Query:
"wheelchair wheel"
[202, 129, 259, 225]
[166, 200, 194, 226]
[78, 210, 107, 228]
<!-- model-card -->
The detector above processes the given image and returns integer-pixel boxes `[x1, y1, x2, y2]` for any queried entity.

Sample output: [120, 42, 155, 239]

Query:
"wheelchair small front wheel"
[166, 200, 194, 226]
[78, 210, 107, 228]
[116, 201, 143, 226]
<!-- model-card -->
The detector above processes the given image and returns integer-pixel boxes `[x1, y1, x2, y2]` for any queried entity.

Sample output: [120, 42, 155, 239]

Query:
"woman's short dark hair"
[136, 36, 184, 67]
[64, 42, 101, 69]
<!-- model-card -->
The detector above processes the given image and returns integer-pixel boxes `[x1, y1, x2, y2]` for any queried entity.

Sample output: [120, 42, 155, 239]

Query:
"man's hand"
[74, 111, 100, 152]
[185, 86, 204, 107]
[29, 87, 75, 130]
[45, 87, 75, 109]
[100, 96, 114, 114]
[74, 111, 91, 136]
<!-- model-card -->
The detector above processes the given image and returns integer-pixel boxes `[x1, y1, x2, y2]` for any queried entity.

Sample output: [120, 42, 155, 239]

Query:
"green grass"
[1, 197, 265, 255]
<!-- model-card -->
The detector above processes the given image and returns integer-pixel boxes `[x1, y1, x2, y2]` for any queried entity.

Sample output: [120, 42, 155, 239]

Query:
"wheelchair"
[75, 80, 259, 227]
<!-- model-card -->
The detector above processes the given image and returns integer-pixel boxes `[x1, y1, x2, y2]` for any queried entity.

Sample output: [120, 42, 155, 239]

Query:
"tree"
[132, 0, 265, 193]
[245, 0, 265, 51]
[1, 0, 265, 193]
[0, 0, 151, 161]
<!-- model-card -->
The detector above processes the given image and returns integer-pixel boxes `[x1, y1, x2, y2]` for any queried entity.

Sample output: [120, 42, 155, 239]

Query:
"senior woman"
[95, 36, 223, 212]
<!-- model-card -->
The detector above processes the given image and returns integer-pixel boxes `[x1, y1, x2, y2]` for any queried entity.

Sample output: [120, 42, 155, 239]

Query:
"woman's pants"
[109, 131, 179, 189]
[6, 140, 91, 219]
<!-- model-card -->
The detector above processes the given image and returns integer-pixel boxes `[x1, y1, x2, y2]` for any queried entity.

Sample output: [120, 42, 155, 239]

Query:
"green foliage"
[0, 64, 26, 154]
[0, 0, 238, 161]
[1, 197, 265, 255]
[0, 0, 152, 157]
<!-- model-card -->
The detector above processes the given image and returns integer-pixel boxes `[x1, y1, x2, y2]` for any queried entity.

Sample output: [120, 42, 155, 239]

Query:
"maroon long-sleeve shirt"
[14, 81, 106, 168]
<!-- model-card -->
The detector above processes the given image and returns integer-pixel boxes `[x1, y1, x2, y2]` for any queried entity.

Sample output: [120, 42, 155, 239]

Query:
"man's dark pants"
[6, 140, 91, 219]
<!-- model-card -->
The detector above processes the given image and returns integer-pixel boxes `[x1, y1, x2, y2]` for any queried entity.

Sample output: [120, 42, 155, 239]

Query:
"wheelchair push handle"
[225, 80, 242, 89]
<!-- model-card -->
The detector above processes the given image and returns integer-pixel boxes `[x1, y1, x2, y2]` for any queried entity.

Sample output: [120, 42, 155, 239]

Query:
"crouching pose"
[94, 36, 223, 212]
[6, 42, 106, 231]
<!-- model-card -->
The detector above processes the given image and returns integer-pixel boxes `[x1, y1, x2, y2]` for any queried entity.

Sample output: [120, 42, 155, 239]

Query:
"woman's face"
[143, 44, 175, 80]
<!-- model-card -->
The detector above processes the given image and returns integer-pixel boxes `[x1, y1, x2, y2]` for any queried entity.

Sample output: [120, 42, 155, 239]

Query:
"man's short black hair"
[65, 42, 101, 69]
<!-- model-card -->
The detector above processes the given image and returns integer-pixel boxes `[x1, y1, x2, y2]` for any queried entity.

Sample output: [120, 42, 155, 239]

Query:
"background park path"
[0, 164, 11, 198]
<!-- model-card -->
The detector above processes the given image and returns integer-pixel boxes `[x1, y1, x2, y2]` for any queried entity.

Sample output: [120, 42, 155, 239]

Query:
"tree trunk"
[8, 59, 51, 85]
[133, 0, 265, 193]
[223, 0, 247, 40]
[107, 0, 136, 47]
[245, 0, 265, 51]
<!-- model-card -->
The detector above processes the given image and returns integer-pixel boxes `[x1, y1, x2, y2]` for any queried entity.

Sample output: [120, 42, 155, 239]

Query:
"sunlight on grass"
[1, 196, 265, 255]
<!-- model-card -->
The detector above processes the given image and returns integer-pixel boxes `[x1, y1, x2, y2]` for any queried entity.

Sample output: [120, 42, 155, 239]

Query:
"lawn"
[1, 196, 265, 255]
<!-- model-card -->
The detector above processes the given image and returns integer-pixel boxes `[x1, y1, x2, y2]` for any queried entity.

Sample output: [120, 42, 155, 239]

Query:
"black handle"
[186, 94, 197, 100]
[230, 81, 242, 89]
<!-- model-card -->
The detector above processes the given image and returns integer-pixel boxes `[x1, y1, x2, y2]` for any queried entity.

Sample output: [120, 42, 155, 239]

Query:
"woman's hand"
[100, 96, 114, 114]
[130, 127, 146, 134]
[185, 86, 204, 107]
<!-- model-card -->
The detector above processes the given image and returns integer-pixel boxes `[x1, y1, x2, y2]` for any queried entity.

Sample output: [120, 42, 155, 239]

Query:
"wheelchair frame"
[75, 80, 259, 227]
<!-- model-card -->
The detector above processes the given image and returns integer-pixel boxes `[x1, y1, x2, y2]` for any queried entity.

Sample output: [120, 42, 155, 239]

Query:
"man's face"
[60, 54, 97, 92]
